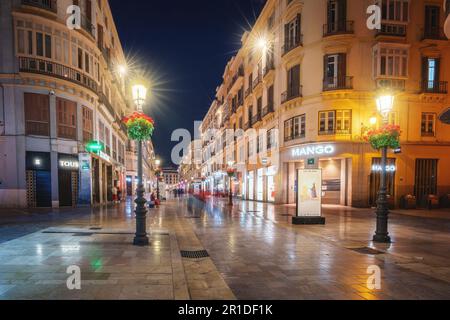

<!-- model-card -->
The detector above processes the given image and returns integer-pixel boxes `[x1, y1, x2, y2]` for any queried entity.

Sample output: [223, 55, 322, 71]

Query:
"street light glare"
[256, 36, 268, 51]
[118, 64, 128, 76]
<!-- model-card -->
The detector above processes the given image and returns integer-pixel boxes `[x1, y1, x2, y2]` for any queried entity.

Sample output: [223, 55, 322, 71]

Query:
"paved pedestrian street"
[0, 197, 449, 300]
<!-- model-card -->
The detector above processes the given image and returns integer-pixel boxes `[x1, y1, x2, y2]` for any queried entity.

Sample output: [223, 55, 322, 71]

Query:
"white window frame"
[372, 43, 410, 79]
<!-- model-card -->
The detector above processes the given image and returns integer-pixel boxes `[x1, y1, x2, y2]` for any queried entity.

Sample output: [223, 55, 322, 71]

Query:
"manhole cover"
[350, 247, 384, 255]
[180, 250, 209, 259]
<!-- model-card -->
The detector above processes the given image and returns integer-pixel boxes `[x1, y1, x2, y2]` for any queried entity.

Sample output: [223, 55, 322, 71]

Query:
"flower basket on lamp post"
[364, 124, 401, 150]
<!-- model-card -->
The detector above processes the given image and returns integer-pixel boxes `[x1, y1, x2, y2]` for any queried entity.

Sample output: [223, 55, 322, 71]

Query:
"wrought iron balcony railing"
[376, 78, 406, 92]
[245, 86, 252, 98]
[421, 80, 448, 94]
[252, 72, 262, 89]
[281, 86, 302, 103]
[263, 60, 275, 76]
[323, 21, 354, 37]
[19, 57, 98, 93]
[282, 34, 303, 56]
[323, 76, 353, 91]
[21, 0, 57, 13]
[422, 27, 447, 40]
[262, 103, 274, 117]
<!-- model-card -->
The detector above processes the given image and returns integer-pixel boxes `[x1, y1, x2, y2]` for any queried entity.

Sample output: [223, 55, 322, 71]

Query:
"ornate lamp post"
[155, 159, 161, 200]
[125, 83, 154, 246]
[372, 93, 395, 243]
[226, 161, 236, 206]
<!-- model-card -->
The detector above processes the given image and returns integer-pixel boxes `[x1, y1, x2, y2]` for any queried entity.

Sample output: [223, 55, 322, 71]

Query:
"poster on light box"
[297, 169, 323, 217]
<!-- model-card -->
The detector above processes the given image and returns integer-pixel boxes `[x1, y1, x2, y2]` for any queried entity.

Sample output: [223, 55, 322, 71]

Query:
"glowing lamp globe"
[376, 95, 394, 117]
[132, 84, 147, 111]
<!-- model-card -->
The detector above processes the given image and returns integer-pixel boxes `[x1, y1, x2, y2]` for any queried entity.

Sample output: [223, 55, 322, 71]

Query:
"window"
[319, 111, 336, 135]
[36, 32, 44, 56]
[112, 135, 117, 161]
[381, 0, 409, 22]
[421, 113, 436, 137]
[82, 106, 93, 143]
[98, 121, 105, 144]
[24, 93, 50, 136]
[424, 5, 441, 38]
[373, 44, 409, 79]
[422, 57, 441, 91]
[324, 53, 347, 89]
[105, 127, 111, 155]
[284, 15, 301, 52]
[57, 98, 77, 140]
[286, 64, 301, 99]
[284, 114, 305, 141]
[326, 0, 347, 33]
[336, 110, 352, 134]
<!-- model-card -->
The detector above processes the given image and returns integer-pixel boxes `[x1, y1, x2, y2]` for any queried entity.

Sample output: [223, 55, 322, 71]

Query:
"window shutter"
[339, 0, 347, 23]
[323, 55, 328, 83]
[339, 53, 347, 86]
[284, 23, 289, 47]
[421, 57, 428, 81]
[296, 14, 301, 42]
[435, 58, 440, 82]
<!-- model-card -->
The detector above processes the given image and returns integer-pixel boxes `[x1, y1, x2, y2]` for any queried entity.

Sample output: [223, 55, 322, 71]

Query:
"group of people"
[111, 184, 122, 204]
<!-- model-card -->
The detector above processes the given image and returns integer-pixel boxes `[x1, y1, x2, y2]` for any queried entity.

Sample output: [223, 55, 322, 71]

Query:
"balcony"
[281, 86, 303, 104]
[282, 35, 303, 56]
[79, 14, 95, 38]
[252, 72, 262, 90]
[251, 114, 262, 125]
[421, 80, 448, 94]
[422, 27, 447, 41]
[99, 92, 115, 118]
[323, 76, 353, 92]
[227, 66, 244, 93]
[245, 87, 253, 98]
[323, 21, 354, 37]
[376, 23, 407, 38]
[263, 60, 275, 77]
[19, 57, 98, 93]
[243, 122, 251, 131]
[262, 104, 274, 117]
[21, 0, 57, 13]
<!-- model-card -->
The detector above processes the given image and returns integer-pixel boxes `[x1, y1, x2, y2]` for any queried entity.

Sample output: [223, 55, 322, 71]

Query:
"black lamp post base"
[373, 234, 391, 243]
[133, 236, 150, 246]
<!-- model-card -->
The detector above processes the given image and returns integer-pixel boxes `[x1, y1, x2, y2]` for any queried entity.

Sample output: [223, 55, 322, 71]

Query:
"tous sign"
[291, 144, 335, 158]
[59, 160, 79, 169]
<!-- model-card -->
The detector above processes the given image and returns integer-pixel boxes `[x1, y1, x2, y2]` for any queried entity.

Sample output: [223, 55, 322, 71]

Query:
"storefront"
[26, 152, 51, 208]
[281, 142, 352, 207]
[57, 154, 79, 207]
[247, 171, 254, 200]
[256, 168, 264, 201]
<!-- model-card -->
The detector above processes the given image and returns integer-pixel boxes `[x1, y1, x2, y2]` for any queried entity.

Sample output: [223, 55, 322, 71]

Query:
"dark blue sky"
[109, 0, 266, 166]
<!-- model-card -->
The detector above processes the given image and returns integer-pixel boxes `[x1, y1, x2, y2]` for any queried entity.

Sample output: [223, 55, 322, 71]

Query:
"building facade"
[0, 0, 133, 208]
[200, 0, 450, 208]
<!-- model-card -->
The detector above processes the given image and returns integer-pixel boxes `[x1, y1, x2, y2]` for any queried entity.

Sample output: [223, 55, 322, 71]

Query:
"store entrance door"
[415, 159, 438, 207]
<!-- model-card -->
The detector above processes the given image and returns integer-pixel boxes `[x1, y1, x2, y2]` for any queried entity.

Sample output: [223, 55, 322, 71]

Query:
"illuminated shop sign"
[372, 165, 396, 172]
[291, 145, 335, 158]
[59, 159, 79, 169]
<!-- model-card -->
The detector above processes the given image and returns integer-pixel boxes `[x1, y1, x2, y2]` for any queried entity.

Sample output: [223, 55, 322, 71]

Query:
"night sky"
[109, 0, 266, 166]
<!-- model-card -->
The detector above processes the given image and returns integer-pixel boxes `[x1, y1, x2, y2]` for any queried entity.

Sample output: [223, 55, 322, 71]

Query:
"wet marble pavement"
[186, 197, 450, 300]
[0, 197, 449, 300]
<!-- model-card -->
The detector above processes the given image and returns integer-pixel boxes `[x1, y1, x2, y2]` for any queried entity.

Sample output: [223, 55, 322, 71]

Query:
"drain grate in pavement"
[89, 227, 102, 230]
[180, 250, 209, 259]
[280, 214, 292, 217]
[72, 233, 94, 237]
[184, 216, 201, 219]
[350, 247, 385, 255]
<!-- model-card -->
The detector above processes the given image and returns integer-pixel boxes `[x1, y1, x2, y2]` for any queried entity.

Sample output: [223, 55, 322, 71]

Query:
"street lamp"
[227, 161, 235, 206]
[131, 83, 149, 246]
[373, 93, 394, 243]
[155, 159, 161, 200]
